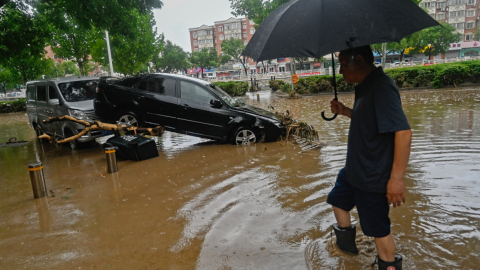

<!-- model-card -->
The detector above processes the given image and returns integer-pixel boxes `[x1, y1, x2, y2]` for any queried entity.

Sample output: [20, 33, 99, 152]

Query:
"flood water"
[1, 88, 479, 269]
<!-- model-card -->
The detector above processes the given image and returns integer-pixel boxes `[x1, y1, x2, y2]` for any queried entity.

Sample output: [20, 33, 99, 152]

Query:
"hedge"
[270, 60, 480, 94]
[213, 81, 249, 97]
[0, 98, 26, 114]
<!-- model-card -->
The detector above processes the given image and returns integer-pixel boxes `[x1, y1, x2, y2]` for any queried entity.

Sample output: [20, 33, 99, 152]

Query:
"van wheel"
[117, 112, 141, 127]
[232, 126, 257, 145]
[64, 129, 77, 150]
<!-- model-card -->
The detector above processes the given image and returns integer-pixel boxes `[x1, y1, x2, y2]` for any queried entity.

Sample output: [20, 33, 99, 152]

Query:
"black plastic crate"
[105, 135, 159, 161]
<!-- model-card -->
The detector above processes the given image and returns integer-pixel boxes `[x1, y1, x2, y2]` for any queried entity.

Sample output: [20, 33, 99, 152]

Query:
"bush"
[0, 98, 26, 114]
[213, 81, 249, 97]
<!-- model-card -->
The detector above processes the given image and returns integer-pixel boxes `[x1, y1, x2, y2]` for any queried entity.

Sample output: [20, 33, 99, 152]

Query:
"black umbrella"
[242, 0, 440, 120]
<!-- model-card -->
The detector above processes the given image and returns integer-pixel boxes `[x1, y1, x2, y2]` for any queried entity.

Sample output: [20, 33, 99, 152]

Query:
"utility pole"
[105, 30, 114, 76]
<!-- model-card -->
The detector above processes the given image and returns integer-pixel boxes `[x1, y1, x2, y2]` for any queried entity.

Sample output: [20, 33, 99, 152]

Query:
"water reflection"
[0, 89, 479, 269]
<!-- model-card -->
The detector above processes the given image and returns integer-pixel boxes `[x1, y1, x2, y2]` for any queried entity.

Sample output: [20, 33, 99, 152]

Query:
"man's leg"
[333, 206, 351, 227]
[375, 234, 395, 262]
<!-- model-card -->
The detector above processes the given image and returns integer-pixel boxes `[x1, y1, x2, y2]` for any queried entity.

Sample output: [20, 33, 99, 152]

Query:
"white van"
[26, 77, 102, 149]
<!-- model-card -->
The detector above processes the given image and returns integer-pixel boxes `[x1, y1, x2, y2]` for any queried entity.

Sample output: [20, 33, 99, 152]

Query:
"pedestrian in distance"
[326, 46, 412, 270]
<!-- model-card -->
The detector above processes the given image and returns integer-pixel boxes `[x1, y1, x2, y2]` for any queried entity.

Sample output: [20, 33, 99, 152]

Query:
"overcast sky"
[153, 0, 237, 53]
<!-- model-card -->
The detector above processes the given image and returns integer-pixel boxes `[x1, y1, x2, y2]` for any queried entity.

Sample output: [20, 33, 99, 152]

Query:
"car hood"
[233, 104, 281, 121]
[65, 100, 94, 110]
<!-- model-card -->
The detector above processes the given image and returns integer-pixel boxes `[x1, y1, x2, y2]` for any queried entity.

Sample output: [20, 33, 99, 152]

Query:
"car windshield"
[58, 80, 98, 102]
[207, 84, 244, 107]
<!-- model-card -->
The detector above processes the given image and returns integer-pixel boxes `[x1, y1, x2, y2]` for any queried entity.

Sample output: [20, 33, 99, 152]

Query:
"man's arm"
[330, 99, 352, 118]
[387, 129, 412, 207]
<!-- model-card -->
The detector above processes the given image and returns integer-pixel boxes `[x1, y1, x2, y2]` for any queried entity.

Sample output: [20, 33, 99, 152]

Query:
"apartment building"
[421, 0, 479, 41]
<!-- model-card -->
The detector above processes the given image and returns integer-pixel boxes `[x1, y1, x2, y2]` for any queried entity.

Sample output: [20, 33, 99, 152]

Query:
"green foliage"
[409, 23, 461, 58]
[269, 75, 353, 94]
[190, 48, 220, 77]
[229, 0, 290, 27]
[220, 38, 249, 74]
[32, 0, 164, 38]
[268, 80, 287, 91]
[0, 2, 52, 83]
[213, 81, 249, 97]
[61, 61, 80, 76]
[385, 60, 480, 88]
[0, 98, 26, 114]
[152, 40, 189, 73]
[38, 1, 97, 76]
[90, 10, 164, 75]
[0, 66, 21, 94]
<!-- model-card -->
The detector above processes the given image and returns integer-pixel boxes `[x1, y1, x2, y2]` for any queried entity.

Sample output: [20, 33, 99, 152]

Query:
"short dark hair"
[340, 45, 374, 65]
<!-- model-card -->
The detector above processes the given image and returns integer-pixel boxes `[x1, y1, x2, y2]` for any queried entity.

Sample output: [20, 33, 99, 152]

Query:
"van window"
[58, 80, 98, 102]
[48, 86, 57, 100]
[37, 86, 47, 102]
[27, 85, 36, 101]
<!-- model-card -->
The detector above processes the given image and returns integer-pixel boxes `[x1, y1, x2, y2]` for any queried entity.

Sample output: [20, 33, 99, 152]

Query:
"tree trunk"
[381, 43, 387, 69]
[78, 59, 84, 76]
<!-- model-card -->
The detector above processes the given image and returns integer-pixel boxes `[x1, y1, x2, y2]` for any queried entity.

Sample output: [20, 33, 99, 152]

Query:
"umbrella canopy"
[242, 0, 440, 61]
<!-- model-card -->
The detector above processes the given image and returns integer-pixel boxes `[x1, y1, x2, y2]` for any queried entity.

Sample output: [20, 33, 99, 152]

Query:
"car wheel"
[64, 129, 77, 150]
[117, 112, 140, 127]
[232, 126, 257, 145]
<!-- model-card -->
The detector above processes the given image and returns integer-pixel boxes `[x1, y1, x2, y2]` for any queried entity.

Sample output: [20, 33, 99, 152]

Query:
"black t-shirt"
[345, 67, 410, 193]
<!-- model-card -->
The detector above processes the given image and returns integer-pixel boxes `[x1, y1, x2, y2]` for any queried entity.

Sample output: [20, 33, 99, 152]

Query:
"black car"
[94, 74, 286, 144]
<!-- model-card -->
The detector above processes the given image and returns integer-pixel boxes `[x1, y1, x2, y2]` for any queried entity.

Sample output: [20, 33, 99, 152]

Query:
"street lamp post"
[105, 30, 114, 76]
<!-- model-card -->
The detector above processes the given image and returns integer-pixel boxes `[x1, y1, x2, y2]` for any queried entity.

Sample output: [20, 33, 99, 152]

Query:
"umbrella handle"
[321, 111, 338, 121]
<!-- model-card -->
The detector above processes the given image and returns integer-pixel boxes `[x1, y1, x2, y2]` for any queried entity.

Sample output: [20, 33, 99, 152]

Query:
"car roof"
[102, 73, 211, 86]
[27, 76, 99, 85]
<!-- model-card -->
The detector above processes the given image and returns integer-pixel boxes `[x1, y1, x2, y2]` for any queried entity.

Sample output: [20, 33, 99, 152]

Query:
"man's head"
[338, 46, 375, 84]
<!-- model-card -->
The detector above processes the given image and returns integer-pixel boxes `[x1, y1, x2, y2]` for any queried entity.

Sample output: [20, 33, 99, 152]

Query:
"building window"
[250, 28, 255, 34]
[244, 41, 248, 45]
[219, 26, 223, 32]
[429, 13, 435, 18]
[438, 2, 446, 8]
[451, 22, 465, 29]
[269, 67, 274, 72]
[466, 22, 475, 28]
[449, 10, 465, 17]
[207, 30, 211, 35]
[465, 33, 474, 40]
[242, 24, 247, 29]
[194, 41, 198, 46]
[468, 0, 475, 5]
[467, 10, 476, 16]
[193, 32, 197, 38]
[437, 13, 445, 20]
[53, 55, 58, 59]
[279, 66, 285, 72]
[243, 32, 247, 38]
[449, 0, 466, 5]
[194, 48, 198, 52]
[249, 19, 254, 24]
[219, 35, 224, 40]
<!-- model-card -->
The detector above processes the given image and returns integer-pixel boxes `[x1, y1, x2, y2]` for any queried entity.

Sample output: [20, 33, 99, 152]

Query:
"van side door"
[35, 84, 53, 134]
[26, 84, 37, 128]
[48, 84, 62, 135]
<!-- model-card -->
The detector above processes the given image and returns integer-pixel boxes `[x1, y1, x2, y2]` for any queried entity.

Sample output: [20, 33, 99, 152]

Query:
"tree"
[409, 23, 461, 59]
[0, 2, 52, 84]
[37, 1, 99, 76]
[229, 0, 290, 27]
[190, 48, 220, 78]
[152, 40, 189, 73]
[0, 66, 21, 94]
[61, 61, 80, 76]
[220, 38, 250, 76]
[91, 10, 163, 75]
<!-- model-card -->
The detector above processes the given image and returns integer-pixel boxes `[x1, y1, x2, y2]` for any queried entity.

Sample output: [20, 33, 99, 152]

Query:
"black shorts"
[326, 168, 391, 238]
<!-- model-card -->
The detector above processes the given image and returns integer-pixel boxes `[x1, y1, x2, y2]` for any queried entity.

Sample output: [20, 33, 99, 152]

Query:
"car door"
[35, 84, 53, 134]
[177, 80, 230, 139]
[132, 76, 179, 130]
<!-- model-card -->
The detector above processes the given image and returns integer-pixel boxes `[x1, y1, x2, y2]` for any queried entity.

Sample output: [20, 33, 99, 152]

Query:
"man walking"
[327, 46, 412, 270]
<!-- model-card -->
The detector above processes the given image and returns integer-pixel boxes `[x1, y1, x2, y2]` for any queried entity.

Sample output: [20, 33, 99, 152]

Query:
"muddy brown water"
[0, 88, 479, 270]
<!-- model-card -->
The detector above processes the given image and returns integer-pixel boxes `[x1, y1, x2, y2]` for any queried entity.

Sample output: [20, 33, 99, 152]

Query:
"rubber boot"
[332, 223, 359, 255]
[371, 254, 403, 270]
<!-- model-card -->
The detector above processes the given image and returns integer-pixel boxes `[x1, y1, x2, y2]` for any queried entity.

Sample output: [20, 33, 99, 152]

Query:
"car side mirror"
[48, 99, 60, 106]
[210, 99, 222, 108]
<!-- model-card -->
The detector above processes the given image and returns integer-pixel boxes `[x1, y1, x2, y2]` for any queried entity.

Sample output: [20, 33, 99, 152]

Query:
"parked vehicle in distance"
[94, 74, 286, 144]
[26, 77, 102, 149]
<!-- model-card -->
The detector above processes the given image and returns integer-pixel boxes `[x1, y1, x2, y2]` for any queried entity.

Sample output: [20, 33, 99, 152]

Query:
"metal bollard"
[28, 162, 48, 198]
[257, 93, 260, 101]
[105, 147, 118, 173]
